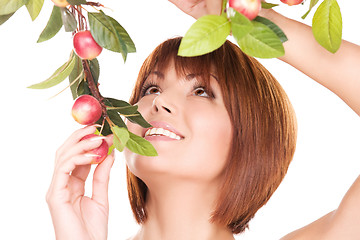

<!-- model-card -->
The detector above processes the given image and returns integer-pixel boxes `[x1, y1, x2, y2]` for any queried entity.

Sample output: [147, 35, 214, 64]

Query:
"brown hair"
[127, 37, 297, 234]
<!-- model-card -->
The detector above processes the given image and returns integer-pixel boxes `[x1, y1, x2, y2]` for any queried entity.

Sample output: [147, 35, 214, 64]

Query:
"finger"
[51, 154, 95, 193]
[71, 164, 92, 182]
[68, 164, 92, 203]
[58, 136, 107, 164]
[57, 125, 99, 156]
[91, 152, 115, 205]
[206, 0, 222, 15]
[104, 134, 113, 147]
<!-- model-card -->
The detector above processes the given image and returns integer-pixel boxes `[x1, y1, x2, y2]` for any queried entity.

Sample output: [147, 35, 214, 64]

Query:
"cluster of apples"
[72, 95, 109, 164]
[230, 0, 304, 20]
[50, 0, 107, 163]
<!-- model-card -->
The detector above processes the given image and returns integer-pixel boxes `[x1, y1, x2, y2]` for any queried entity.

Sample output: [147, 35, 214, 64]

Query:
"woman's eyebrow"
[210, 73, 218, 81]
[149, 71, 164, 80]
[184, 73, 218, 81]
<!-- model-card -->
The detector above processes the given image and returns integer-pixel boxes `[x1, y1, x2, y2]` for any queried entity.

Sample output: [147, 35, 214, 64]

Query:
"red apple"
[280, 0, 304, 6]
[72, 95, 102, 125]
[229, 0, 261, 20]
[81, 134, 109, 164]
[73, 31, 103, 60]
[51, 0, 69, 7]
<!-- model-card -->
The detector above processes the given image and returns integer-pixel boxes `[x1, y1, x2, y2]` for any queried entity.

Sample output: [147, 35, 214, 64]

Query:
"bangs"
[130, 37, 218, 104]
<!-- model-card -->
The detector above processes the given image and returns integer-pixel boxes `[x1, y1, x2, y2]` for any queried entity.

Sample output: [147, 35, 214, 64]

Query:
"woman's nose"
[152, 94, 175, 114]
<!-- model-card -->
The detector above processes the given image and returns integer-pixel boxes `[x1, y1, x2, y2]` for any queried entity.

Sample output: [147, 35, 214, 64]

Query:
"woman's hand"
[46, 125, 114, 240]
[168, 0, 223, 19]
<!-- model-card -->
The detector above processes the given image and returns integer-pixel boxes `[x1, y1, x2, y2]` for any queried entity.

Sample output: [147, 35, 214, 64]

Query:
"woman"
[46, 1, 360, 240]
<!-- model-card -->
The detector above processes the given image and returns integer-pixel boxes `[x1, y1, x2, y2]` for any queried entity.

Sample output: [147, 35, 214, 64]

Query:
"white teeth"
[156, 128, 164, 135]
[150, 128, 157, 135]
[144, 127, 182, 140]
[169, 132, 176, 139]
[163, 130, 171, 136]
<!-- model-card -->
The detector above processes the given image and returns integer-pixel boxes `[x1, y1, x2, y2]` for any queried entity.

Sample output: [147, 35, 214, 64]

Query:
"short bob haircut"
[127, 37, 297, 234]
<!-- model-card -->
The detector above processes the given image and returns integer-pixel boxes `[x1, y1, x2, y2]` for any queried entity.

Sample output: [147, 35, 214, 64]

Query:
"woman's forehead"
[145, 68, 218, 88]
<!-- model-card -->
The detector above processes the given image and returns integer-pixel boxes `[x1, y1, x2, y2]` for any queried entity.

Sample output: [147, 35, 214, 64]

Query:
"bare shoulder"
[281, 175, 360, 240]
[280, 211, 334, 240]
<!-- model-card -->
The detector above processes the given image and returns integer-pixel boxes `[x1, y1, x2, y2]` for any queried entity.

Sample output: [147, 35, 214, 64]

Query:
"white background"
[0, 0, 359, 239]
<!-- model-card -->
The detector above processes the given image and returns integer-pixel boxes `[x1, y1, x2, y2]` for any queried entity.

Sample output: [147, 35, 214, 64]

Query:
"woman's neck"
[132, 178, 235, 240]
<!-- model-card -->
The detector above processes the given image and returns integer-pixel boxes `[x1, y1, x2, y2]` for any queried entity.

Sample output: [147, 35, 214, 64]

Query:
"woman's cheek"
[127, 99, 151, 133]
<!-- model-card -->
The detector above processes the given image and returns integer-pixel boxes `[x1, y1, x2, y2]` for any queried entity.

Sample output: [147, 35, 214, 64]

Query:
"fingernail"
[89, 136, 107, 141]
[84, 124, 102, 129]
[86, 124, 102, 128]
[85, 153, 101, 158]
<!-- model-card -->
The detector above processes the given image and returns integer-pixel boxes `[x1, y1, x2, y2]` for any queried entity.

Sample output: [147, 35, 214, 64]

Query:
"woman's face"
[125, 61, 233, 183]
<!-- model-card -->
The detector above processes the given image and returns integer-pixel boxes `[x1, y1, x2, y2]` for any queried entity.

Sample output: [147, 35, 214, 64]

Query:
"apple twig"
[81, 59, 107, 118]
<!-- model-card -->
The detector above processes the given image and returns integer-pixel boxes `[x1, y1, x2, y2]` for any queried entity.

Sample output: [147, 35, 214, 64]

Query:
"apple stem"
[70, 6, 88, 32]
[99, 117, 106, 135]
[81, 59, 108, 120]
[105, 116, 115, 128]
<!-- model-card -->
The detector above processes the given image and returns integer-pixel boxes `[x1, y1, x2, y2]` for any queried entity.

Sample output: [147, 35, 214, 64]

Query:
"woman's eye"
[144, 86, 160, 96]
[193, 87, 209, 97]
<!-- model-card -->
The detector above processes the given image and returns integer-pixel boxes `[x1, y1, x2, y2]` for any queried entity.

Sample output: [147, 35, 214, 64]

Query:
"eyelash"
[140, 80, 158, 97]
[140, 80, 215, 98]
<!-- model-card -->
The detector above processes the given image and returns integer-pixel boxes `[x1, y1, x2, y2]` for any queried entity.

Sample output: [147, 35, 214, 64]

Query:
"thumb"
[91, 151, 115, 206]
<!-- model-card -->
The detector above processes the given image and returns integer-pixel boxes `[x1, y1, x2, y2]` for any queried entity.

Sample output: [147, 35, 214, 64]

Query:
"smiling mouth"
[144, 127, 183, 140]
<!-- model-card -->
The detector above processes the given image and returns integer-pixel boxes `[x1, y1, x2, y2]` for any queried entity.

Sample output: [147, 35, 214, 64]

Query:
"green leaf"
[126, 112, 151, 128]
[302, 0, 320, 19]
[108, 144, 115, 155]
[178, 15, 231, 57]
[0, 0, 28, 15]
[77, 80, 90, 96]
[221, 0, 227, 17]
[107, 105, 138, 115]
[254, 16, 288, 43]
[88, 58, 100, 83]
[312, 0, 342, 53]
[0, 13, 14, 25]
[107, 111, 127, 128]
[228, 8, 253, 41]
[69, 55, 84, 99]
[102, 13, 136, 53]
[103, 98, 150, 128]
[111, 126, 129, 152]
[235, 21, 284, 58]
[67, 0, 87, 5]
[126, 131, 157, 156]
[104, 98, 130, 107]
[37, 6, 62, 43]
[28, 51, 76, 89]
[105, 98, 138, 115]
[88, 11, 136, 61]
[26, 0, 43, 21]
[261, 2, 279, 9]
[60, 7, 77, 32]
